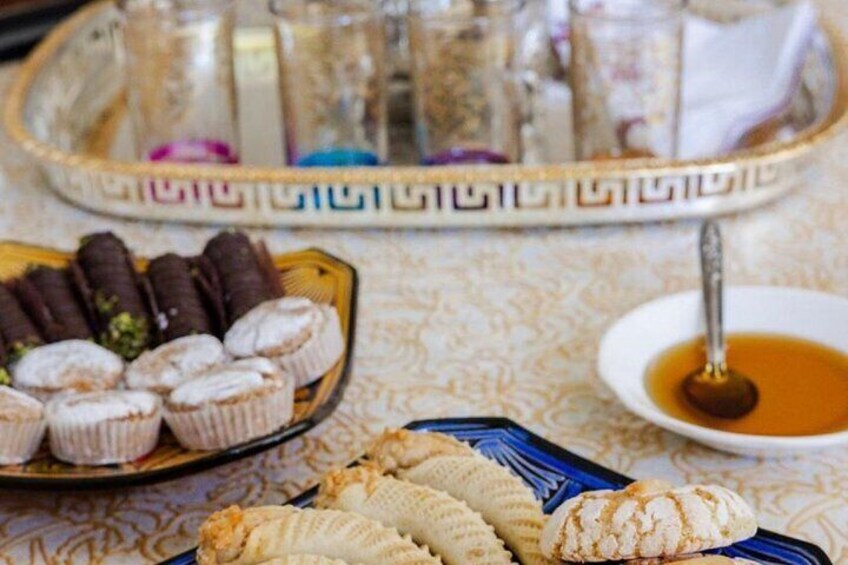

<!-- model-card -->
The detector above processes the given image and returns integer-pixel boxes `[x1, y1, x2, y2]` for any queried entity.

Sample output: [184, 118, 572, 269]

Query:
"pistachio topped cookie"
[0, 284, 42, 360]
[76, 232, 152, 359]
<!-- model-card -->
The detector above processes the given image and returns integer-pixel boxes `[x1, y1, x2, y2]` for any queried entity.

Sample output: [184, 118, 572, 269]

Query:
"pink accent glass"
[118, 0, 240, 164]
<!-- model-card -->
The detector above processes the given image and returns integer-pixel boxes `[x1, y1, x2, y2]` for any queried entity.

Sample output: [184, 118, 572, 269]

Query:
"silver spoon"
[682, 221, 759, 419]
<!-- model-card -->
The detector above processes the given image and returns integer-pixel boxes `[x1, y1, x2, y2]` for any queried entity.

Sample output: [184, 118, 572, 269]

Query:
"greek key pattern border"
[40, 157, 803, 226]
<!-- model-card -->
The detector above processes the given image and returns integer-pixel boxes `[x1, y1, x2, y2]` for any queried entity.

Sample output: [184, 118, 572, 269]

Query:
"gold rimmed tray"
[0, 242, 358, 490]
[4, 1, 848, 227]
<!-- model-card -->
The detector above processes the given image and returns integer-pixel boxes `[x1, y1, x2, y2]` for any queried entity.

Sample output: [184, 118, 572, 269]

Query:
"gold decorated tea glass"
[118, 0, 240, 164]
[270, 0, 389, 167]
[408, 0, 523, 165]
[569, 0, 684, 160]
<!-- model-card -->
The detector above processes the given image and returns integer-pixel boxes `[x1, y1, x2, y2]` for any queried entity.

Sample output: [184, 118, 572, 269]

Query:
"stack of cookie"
[196, 430, 761, 565]
[0, 230, 345, 467]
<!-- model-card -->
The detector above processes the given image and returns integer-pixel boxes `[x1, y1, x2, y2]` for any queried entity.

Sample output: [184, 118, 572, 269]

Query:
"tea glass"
[118, 0, 240, 164]
[270, 0, 389, 167]
[569, 0, 684, 160]
[408, 0, 523, 165]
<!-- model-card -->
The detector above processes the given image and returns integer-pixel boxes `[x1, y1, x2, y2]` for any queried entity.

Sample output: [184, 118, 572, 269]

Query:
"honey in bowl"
[646, 333, 848, 436]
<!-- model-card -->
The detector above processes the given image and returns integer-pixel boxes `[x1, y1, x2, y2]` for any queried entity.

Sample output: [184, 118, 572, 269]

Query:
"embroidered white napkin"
[542, 0, 819, 162]
[680, 0, 819, 158]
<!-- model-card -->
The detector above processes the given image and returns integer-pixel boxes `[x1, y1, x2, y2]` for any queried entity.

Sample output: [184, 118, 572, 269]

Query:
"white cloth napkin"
[680, 1, 819, 159]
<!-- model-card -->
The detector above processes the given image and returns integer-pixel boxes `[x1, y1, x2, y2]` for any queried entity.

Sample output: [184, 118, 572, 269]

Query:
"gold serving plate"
[0, 242, 358, 489]
[4, 1, 848, 227]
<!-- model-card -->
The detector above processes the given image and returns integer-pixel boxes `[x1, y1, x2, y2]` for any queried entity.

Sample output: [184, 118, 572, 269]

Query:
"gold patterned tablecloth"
[1, 4, 848, 563]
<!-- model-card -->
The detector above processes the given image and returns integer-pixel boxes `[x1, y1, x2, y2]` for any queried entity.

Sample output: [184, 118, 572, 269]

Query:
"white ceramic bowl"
[598, 286, 848, 457]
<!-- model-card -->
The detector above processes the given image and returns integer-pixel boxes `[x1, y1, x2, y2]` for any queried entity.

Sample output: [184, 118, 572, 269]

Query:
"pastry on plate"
[317, 465, 512, 565]
[163, 357, 294, 450]
[257, 558, 349, 565]
[12, 340, 124, 401]
[224, 297, 344, 388]
[147, 253, 217, 341]
[203, 231, 277, 326]
[0, 283, 43, 360]
[367, 429, 551, 565]
[197, 505, 441, 565]
[16, 266, 93, 342]
[125, 334, 228, 395]
[540, 479, 758, 563]
[0, 387, 46, 465]
[0, 335, 8, 386]
[46, 390, 162, 465]
[75, 232, 152, 359]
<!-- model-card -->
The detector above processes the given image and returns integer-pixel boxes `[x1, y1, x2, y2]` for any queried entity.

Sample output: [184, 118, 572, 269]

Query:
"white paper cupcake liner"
[49, 412, 162, 466]
[0, 419, 46, 465]
[164, 383, 294, 451]
[278, 307, 345, 388]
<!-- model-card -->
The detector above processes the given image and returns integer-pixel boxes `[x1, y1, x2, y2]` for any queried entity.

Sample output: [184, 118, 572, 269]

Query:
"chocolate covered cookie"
[202, 231, 276, 325]
[0, 334, 9, 386]
[148, 253, 213, 341]
[16, 266, 93, 342]
[77, 232, 152, 359]
[0, 283, 42, 360]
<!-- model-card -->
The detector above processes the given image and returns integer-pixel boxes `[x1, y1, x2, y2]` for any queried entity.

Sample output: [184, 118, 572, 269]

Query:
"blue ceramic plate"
[164, 418, 832, 565]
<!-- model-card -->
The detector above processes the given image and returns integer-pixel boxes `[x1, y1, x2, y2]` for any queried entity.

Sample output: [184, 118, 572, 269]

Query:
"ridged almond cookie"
[541, 480, 758, 563]
[316, 466, 513, 565]
[367, 430, 551, 565]
[256, 557, 349, 565]
[197, 505, 441, 565]
[366, 429, 476, 471]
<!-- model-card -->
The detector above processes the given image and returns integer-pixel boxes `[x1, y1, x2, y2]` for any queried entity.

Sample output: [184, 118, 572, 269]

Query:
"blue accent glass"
[296, 148, 381, 168]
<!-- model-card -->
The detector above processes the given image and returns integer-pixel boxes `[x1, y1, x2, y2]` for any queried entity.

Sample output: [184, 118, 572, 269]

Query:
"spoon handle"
[700, 221, 726, 371]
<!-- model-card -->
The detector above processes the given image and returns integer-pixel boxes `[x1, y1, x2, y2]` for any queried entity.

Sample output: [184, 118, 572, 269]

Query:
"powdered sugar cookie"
[540, 479, 758, 562]
[224, 298, 343, 388]
[0, 387, 46, 464]
[13, 340, 124, 401]
[163, 357, 294, 450]
[46, 390, 161, 465]
[125, 334, 228, 395]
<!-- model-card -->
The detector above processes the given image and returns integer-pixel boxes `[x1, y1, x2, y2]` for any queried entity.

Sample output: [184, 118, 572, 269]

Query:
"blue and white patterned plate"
[164, 418, 832, 565]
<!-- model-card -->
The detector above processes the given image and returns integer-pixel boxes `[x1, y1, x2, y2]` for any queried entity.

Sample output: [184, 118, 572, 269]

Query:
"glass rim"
[568, 0, 685, 22]
[408, 0, 522, 23]
[268, 0, 381, 25]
